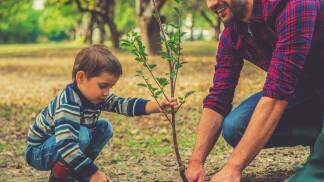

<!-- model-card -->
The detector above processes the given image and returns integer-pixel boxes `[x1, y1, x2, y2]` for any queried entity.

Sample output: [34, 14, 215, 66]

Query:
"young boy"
[24, 44, 177, 181]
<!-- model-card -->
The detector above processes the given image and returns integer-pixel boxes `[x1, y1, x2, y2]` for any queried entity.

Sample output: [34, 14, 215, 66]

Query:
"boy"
[24, 44, 178, 181]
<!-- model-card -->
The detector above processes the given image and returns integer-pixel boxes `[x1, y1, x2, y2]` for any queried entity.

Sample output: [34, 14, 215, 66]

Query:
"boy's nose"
[103, 89, 110, 97]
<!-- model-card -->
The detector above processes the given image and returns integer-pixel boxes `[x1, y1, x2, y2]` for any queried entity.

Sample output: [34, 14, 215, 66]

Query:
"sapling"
[120, 0, 192, 181]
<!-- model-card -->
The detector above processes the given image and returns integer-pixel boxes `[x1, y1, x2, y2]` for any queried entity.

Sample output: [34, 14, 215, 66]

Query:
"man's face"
[206, 0, 247, 23]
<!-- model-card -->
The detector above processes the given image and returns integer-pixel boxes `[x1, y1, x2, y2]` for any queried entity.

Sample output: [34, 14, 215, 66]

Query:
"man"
[185, 0, 324, 181]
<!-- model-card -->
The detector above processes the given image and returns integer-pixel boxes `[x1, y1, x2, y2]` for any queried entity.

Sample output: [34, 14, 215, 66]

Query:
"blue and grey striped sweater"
[27, 82, 148, 179]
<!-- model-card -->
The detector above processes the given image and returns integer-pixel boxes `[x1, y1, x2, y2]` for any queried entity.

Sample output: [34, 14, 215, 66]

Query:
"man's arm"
[190, 108, 224, 164]
[227, 97, 287, 170]
[211, 97, 287, 182]
[186, 108, 223, 181]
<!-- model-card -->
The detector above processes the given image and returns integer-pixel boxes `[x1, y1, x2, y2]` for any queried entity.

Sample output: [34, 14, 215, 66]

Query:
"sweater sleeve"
[54, 102, 98, 179]
[101, 93, 149, 116]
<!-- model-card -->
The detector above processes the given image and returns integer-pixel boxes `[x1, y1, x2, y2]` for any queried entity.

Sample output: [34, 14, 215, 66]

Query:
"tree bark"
[139, 16, 161, 55]
[94, 16, 106, 44]
[74, 0, 121, 48]
[100, 0, 120, 49]
[136, 0, 166, 55]
[85, 12, 95, 44]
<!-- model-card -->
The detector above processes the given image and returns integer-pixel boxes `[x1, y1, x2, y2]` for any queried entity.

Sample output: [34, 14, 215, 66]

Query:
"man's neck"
[242, 0, 254, 23]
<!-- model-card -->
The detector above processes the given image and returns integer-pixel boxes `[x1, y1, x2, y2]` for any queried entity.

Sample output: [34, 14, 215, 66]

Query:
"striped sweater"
[27, 82, 148, 179]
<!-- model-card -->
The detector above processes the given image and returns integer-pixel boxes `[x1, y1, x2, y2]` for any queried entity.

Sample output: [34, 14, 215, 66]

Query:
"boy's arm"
[54, 102, 98, 179]
[101, 94, 149, 116]
[145, 101, 161, 114]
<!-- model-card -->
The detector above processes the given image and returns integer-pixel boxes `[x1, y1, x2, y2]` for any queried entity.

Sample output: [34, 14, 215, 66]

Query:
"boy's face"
[76, 71, 119, 104]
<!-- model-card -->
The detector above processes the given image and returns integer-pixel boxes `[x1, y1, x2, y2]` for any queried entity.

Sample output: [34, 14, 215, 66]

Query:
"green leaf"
[155, 90, 163, 96]
[136, 70, 143, 76]
[135, 57, 143, 62]
[119, 40, 131, 48]
[185, 91, 195, 98]
[175, 62, 182, 69]
[173, 7, 180, 15]
[137, 83, 147, 88]
[147, 64, 157, 70]
[156, 77, 169, 87]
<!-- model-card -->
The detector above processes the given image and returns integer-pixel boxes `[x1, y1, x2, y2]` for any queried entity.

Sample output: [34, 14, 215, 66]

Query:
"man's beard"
[230, 0, 248, 21]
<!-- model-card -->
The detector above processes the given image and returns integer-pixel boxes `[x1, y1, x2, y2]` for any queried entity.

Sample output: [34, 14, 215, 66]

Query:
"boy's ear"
[75, 71, 87, 83]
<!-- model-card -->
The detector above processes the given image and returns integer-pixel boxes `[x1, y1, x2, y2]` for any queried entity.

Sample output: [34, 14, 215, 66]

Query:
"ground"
[0, 42, 309, 181]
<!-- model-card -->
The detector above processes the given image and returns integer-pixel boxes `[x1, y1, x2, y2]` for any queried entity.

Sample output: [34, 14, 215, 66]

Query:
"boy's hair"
[72, 44, 122, 80]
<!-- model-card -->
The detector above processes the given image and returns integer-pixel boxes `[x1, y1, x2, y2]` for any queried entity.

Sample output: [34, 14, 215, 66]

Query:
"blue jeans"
[24, 119, 113, 171]
[222, 87, 324, 148]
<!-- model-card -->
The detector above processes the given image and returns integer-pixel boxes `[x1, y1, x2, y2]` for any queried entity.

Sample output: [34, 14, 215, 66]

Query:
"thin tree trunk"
[139, 17, 161, 55]
[85, 12, 95, 44]
[189, 13, 196, 41]
[104, 16, 120, 49]
[136, 0, 166, 55]
[95, 17, 106, 44]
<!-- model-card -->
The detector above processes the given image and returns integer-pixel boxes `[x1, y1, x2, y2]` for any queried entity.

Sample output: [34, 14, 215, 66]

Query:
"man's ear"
[75, 71, 87, 84]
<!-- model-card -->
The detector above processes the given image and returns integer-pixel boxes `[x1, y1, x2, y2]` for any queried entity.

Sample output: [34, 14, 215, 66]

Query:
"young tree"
[121, 0, 192, 181]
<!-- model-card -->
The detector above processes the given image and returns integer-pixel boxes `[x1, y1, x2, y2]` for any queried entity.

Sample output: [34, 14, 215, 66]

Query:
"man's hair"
[72, 44, 122, 80]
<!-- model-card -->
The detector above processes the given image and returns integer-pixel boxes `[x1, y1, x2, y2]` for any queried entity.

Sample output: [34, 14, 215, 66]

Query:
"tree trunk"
[104, 16, 120, 49]
[85, 12, 95, 44]
[101, 0, 120, 49]
[136, 0, 166, 55]
[95, 17, 106, 44]
[139, 17, 161, 55]
[189, 13, 196, 41]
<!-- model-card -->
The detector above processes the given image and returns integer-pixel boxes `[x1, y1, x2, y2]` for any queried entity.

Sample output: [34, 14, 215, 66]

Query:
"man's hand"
[210, 165, 241, 182]
[90, 170, 110, 182]
[185, 160, 205, 182]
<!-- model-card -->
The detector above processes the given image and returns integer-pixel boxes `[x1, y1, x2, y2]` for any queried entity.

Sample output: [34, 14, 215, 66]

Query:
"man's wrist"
[226, 159, 244, 172]
[189, 158, 204, 165]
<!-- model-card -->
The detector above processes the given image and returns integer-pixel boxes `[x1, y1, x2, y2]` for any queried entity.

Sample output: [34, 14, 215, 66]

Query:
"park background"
[0, 0, 309, 181]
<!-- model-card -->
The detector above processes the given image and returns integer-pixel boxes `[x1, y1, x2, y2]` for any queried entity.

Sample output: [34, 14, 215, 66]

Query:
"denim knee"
[222, 116, 244, 147]
[96, 119, 113, 140]
[79, 125, 91, 152]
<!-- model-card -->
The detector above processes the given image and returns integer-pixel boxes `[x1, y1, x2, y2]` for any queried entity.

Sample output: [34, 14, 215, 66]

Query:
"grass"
[0, 41, 309, 181]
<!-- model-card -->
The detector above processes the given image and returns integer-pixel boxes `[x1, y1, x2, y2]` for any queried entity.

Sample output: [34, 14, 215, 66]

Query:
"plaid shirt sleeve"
[263, 1, 318, 100]
[203, 28, 244, 117]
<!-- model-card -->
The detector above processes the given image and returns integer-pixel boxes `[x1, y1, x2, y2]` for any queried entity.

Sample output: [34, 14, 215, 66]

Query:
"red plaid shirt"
[204, 0, 324, 116]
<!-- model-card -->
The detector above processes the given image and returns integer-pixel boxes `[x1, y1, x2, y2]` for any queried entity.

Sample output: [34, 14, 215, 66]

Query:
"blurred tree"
[200, 10, 221, 40]
[40, 2, 81, 41]
[136, 0, 166, 55]
[74, 0, 123, 49]
[182, 0, 221, 41]
[0, 0, 41, 43]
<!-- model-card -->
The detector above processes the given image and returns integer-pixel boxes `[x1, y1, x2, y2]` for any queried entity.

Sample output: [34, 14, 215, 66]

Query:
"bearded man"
[185, 0, 324, 181]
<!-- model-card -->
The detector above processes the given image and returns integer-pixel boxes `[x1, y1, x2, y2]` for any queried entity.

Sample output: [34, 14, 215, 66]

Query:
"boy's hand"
[159, 98, 179, 112]
[145, 98, 179, 114]
[90, 170, 110, 182]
